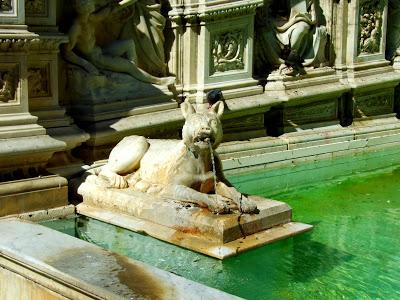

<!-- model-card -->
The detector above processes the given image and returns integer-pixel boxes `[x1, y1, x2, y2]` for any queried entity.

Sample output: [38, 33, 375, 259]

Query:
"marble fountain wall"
[1, 1, 400, 298]
[0, 0, 399, 219]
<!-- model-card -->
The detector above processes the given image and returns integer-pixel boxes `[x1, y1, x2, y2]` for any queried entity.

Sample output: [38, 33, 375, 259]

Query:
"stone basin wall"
[1, 0, 400, 217]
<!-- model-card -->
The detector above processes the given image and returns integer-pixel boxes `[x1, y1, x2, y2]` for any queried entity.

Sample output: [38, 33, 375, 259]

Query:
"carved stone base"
[76, 179, 312, 259]
[67, 66, 172, 105]
[66, 66, 174, 122]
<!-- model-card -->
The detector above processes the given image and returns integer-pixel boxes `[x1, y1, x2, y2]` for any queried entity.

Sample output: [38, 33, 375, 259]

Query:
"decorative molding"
[0, 36, 68, 52]
[174, 2, 263, 24]
[198, 3, 262, 22]
[210, 29, 245, 75]
[25, 0, 48, 17]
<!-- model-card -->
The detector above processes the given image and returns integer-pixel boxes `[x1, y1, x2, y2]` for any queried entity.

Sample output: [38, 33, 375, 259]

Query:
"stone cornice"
[169, 0, 263, 24]
[0, 34, 68, 52]
[197, 1, 263, 22]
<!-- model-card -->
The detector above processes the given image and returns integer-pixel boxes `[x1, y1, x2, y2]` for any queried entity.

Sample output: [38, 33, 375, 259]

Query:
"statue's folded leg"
[92, 52, 174, 86]
[102, 39, 138, 64]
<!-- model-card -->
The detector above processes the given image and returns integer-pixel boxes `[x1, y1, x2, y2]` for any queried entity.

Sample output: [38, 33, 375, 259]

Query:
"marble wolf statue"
[97, 101, 258, 214]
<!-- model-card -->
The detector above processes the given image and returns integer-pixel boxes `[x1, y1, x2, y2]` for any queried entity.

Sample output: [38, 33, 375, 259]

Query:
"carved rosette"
[0, 66, 18, 104]
[210, 30, 245, 75]
[359, 0, 385, 54]
[25, 0, 47, 17]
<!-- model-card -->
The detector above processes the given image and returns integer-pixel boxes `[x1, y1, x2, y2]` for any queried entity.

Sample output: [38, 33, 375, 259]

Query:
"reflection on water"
[43, 160, 400, 299]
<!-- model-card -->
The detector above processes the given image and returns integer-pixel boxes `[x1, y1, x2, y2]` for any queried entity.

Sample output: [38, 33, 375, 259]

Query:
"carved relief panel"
[27, 56, 57, 111]
[359, 0, 386, 54]
[204, 11, 256, 86]
[0, 0, 24, 24]
[210, 29, 246, 75]
[0, 0, 13, 12]
[344, 0, 389, 67]
[0, 65, 18, 105]
[25, 0, 56, 27]
[354, 91, 394, 118]
[25, 0, 47, 17]
[28, 64, 50, 98]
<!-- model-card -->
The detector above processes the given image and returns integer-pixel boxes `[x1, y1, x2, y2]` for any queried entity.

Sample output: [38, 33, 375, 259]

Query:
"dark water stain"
[114, 253, 168, 300]
[45, 247, 168, 299]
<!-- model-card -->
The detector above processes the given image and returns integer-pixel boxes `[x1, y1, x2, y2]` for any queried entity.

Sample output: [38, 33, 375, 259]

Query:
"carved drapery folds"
[117, 1, 168, 78]
[254, 0, 328, 77]
[359, 0, 385, 54]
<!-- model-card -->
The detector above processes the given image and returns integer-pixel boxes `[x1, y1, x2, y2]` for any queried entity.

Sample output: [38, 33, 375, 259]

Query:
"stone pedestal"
[168, 0, 263, 104]
[77, 178, 312, 259]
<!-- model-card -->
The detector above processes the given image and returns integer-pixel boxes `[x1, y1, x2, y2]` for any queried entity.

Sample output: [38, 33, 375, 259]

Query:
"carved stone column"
[0, 0, 71, 218]
[168, 0, 264, 104]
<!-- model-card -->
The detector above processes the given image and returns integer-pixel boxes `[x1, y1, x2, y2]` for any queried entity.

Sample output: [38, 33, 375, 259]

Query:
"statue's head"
[74, 0, 96, 14]
[181, 101, 224, 152]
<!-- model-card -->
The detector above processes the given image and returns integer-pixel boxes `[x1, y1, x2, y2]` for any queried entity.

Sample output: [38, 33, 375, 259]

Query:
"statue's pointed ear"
[210, 101, 224, 118]
[181, 101, 196, 119]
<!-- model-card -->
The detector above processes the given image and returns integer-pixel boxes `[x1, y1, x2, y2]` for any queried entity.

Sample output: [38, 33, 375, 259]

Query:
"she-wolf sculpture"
[97, 101, 258, 214]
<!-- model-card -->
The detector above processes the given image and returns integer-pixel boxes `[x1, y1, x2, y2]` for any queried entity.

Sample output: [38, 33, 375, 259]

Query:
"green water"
[43, 154, 400, 299]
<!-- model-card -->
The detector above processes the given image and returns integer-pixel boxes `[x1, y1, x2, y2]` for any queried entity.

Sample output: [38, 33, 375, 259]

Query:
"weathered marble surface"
[0, 219, 241, 299]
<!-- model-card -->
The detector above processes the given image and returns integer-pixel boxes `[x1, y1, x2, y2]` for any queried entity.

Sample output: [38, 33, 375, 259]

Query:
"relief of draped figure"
[105, 0, 168, 77]
[63, 0, 173, 86]
[129, 2, 166, 77]
[255, 0, 328, 77]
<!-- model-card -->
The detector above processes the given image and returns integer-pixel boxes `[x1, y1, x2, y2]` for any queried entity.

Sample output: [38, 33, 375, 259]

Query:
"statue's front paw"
[238, 196, 259, 214]
[209, 197, 231, 214]
[111, 174, 129, 189]
[98, 173, 128, 189]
